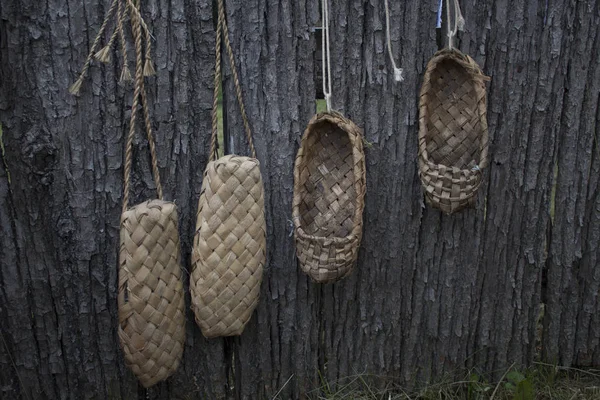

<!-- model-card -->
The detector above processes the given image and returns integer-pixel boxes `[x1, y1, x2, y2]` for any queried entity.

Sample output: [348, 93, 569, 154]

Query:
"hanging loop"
[446, 0, 465, 49]
[209, 0, 256, 161]
[321, 0, 333, 111]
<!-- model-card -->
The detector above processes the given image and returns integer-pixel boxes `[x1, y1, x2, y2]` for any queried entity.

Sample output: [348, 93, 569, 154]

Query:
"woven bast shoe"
[118, 200, 186, 388]
[293, 111, 366, 284]
[418, 48, 489, 214]
[190, 0, 265, 338]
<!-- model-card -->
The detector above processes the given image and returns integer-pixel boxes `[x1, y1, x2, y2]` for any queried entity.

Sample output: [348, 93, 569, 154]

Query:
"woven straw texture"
[191, 156, 266, 337]
[418, 48, 489, 214]
[293, 111, 366, 284]
[419, 49, 489, 214]
[118, 200, 185, 388]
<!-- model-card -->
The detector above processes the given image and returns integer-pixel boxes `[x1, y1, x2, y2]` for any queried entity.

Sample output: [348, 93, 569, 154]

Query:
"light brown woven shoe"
[118, 200, 186, 388]
[191, 155, 266, 338]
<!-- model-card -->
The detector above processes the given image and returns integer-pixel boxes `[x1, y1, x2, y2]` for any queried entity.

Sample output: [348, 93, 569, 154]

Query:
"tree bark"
[543, 0, 600, 368]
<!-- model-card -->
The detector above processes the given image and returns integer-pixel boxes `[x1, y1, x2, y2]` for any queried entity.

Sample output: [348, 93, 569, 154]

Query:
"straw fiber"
[293, 111, 366, 284]
[118, 200, 185, 388]
[418, 48, 489, 214]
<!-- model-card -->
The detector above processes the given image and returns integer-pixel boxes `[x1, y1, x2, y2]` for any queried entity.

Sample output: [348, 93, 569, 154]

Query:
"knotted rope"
[122, 0, 163, 212]
[383, 0, 404, 82]
[209, 0, 256, 162]
[446, 0, 465, 49]
[321, 0, 333, 111]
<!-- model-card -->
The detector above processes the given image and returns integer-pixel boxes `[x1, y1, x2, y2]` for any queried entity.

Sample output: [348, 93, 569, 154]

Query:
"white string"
[446, 0, 465, 49]
[383, 0, 404, 82]
[321, 0, 332, 111]
[446, 0, 452, 48]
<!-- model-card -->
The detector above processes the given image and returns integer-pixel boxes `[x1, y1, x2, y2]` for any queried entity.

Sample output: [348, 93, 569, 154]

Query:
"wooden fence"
[0, 0, 599, 398]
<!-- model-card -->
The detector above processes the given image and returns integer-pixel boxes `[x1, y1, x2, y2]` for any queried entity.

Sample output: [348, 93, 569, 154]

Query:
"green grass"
[301, 364, 600, 400]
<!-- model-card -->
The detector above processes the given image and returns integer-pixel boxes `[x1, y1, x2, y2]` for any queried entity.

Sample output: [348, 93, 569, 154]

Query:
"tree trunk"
[1, 0, 598, 399]
[543, 0, 600, 367]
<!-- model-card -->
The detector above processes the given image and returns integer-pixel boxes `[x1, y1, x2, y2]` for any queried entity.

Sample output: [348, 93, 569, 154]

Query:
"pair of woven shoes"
[118, 157, 266, 388]
[291, 48, 490, 289]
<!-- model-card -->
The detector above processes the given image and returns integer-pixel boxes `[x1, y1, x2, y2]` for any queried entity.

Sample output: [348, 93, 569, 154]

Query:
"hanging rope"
[446, 0, 465, 49]
[383, 0, 404, 82]
[321, 0, 332, 111]
[208, 0, 257, 162]
[94, 19, 119, 63]
[209, 7, 222, 162]
[122, 0, 163, 212]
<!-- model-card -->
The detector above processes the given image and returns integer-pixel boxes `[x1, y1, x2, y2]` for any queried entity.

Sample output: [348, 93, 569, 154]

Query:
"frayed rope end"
[143, 58, 155, 77]
[69, 77, 83, 96]
[95, 45, 112, 64]
[120, 66, 132, 83]
[393, 67, 404, 82]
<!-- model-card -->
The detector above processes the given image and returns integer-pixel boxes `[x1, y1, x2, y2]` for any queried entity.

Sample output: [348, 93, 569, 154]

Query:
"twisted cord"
[321, 0, 332, 110]
[209, 6, 223, 161]
[446, 0, 465, 49]
[125, 0, 155, 76]
[94, 24, 119, 63]
[117, 0, 132, 82]
[134, 0, 162, 197]
[69, 0, 119, 95]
